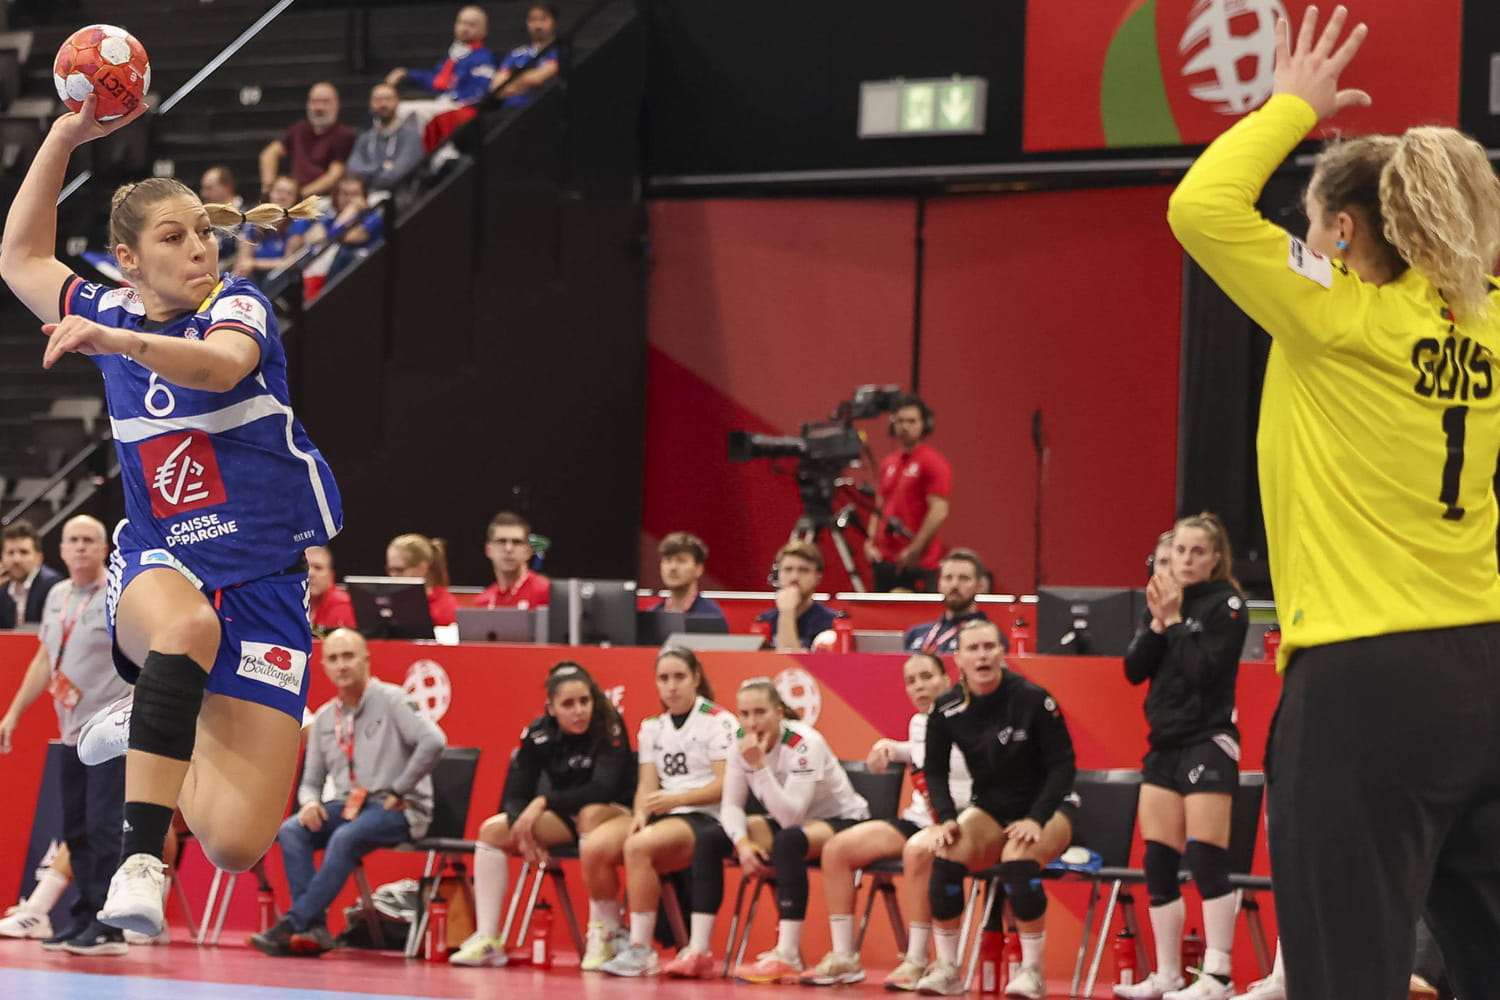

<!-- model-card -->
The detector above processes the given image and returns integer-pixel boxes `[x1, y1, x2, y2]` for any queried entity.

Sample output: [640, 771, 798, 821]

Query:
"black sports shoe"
[290, 919, 336, 957]
[62, 919, 128, 956]
[40, 923, 83, 952]
[249, 916, 296, 957]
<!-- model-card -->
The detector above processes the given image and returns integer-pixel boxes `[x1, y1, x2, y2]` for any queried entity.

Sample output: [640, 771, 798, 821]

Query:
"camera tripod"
[786, 462, 873, 592]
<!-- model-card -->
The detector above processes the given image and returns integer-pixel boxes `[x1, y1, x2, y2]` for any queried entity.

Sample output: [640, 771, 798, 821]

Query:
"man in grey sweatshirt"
[251, 628, 445, 956]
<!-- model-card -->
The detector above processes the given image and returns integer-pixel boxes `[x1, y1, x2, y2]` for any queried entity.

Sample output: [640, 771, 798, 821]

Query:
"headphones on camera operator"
[887, 392, 935, 438]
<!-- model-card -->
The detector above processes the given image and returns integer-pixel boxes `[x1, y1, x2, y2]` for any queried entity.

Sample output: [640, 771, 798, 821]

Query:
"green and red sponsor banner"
[1024, 0, 1461, 152]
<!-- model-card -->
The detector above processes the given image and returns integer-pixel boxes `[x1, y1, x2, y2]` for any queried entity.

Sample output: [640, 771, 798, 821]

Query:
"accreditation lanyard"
[48, 586, 98, 710]
[920, 618, 961, 654]
[334, 703, 358, 784]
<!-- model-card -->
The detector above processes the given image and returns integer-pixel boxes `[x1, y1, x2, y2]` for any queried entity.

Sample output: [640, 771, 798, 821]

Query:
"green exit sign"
[859, 77, 987, 137]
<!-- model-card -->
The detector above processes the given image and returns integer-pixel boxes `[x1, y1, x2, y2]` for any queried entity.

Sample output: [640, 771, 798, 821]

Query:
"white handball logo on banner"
[403, 659, 452, 723]
[1179, 0, 1288, 115]
[775, 667, 822, 726]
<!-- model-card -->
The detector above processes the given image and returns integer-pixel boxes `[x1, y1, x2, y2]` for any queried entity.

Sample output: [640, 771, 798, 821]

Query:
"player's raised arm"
[0, 94, 148, 324]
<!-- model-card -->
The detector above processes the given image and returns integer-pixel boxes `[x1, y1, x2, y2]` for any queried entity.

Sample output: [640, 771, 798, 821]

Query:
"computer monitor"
[345, 575, 435, 641]
[455, 606, 540, 644]
[547, 579, 639, 646]
[1035, 586, 1144, 656]
[636, 610, 731, 647]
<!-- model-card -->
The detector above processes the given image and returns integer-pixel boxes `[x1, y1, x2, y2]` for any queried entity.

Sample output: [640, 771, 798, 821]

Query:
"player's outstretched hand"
[1272, 5, 1371, 121]
[50, 93, 150, 149]
[41, 315, 131, 368]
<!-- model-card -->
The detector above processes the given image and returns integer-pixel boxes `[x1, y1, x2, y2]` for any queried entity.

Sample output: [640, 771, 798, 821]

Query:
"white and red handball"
[53, 24, 150, 121]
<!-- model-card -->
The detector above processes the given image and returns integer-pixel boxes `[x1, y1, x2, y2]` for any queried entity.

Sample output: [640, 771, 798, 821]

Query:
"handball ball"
[54, 24, 150, 122]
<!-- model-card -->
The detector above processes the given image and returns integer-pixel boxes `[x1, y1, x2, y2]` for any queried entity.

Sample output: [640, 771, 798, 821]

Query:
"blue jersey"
[61, 274, 342, 590]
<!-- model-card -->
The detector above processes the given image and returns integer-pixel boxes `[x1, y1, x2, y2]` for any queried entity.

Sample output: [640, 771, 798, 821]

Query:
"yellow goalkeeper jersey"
[1168, 94, 1500, 672]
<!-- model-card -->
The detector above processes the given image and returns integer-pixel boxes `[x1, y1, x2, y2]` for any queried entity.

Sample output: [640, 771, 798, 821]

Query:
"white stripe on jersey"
[278, 407, 339, 539]
[109, 394, 289, 444]
[639, 696, 736, 816]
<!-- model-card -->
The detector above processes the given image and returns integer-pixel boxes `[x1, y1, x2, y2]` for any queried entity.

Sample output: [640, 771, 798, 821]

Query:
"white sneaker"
[448, 933, 508, 967]
[580, 921, 629, 970]
[599, 943, 661, 977]
[1005, 964, 1046, 999]
[0, 909, 52, 939]
[124, 926, 172, 945]
[97, 853, 166, 937]
[77, 694, 133, 766]
[1115, 972, 1187, 998]
[915, 959, 966, 996]
[799, 951, 867, 986]
[1231, 975, 1284, 1000]
[1164, 972, 1235, 1000]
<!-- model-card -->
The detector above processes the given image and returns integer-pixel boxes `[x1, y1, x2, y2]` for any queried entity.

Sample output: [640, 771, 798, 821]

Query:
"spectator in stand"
[903, 548, 996, 655]
[473, 511, 550, 610]
[305, 545, 355, 634]
[257, 82, 356, 201]
[386, 533, 458, 627]
[386, 6, 496, 111]
[345, 83, 423, 197]
[308, 175, 383, 282]
[488, 2, 561, 108]
[0, 520, 62, 629]
[865, 393, 951, 593]
[649, 532, 724, 621]
[250, 629, 445, 957]
[754, 541, 837, 653]
[233, 175, 314, 287]
[198, 165, 242, 261]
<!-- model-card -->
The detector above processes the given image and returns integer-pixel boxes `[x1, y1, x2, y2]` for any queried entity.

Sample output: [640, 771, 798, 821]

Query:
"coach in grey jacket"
[251, 628, 446, 956]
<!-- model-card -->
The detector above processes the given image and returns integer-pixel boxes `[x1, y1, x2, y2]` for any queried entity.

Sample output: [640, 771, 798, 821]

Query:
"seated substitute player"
[754, 541, 838, 652]
[1117, 513, 1248, 1000]
[450, 662, 635, 966]
[916, 619, 1080, 999]
[0, 94, 340, 937]
[800, 652, 974, 987]
[592, 647, 736, 975]
[903, 548, 995, 654]
[666, 677, 870, 982]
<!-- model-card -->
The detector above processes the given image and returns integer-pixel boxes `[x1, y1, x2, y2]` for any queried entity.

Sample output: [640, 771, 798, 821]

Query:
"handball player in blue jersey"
[0, 94, 342, 937]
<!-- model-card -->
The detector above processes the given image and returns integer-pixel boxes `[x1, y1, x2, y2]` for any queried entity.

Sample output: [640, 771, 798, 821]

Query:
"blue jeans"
[277, 800, 410, 930]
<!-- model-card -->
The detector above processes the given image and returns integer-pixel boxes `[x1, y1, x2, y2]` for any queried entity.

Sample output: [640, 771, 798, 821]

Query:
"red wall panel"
[919, 187, 1181, 592]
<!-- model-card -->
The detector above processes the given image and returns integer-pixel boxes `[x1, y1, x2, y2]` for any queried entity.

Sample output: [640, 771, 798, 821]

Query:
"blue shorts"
[106, 528, 312, 723]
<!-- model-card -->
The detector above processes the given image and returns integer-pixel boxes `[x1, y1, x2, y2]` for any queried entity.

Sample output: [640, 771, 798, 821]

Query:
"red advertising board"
[1024, 0, 1460, 152]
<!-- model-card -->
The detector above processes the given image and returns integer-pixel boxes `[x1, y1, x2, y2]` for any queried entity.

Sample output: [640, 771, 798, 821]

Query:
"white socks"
[1201, 893, 1237, 977]
[629, 910, 657, 948]
[1019, 931, 1044, 968]
[27, 869, 69, 914]
[906, 922, 932, 963]
[934, 926, 960, 964]
[1149, 897, 1185, 979]
[776, 918, 804, 958]
[689, 912, 716, 954]
[473, 843, 508, 940]
[590, 898, 622, 933]
[828, 913, 854, 955]
[1271, 940, 1284, 979]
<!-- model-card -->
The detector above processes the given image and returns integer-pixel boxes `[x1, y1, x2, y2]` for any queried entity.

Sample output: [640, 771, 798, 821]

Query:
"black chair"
[1226, 771, 1272, 976]
[352, 746, 481, 957]
[500, 841, 588, 957]
[843, 762, 909, 954]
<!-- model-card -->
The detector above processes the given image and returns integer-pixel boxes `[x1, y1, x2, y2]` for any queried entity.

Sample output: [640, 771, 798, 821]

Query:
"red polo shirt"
[310, 586, 356, 629]
[473, 570, 551, 610]
[875, 441, 952, 568]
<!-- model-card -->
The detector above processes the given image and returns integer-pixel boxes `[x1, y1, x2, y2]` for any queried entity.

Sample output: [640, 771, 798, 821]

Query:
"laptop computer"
[455, 606, 539, 644]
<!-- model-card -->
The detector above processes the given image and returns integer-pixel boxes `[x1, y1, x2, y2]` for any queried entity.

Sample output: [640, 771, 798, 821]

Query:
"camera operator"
[755, 541, 838, 652]
[864, 393, 951, 592]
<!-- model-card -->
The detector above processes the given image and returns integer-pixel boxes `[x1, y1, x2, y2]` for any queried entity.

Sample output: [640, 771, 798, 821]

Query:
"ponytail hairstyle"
[1173, 511, 1242, 595]
[736, 676, 801, 721]
[387, 533, 450, 589]
[656, 645, 713, 706]
[545, 660, 625, 748]
[1380, 127, 1500, 320]
[1313, 128, 1500, 319]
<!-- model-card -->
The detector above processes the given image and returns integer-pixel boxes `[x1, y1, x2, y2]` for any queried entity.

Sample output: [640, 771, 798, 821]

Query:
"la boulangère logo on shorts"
[238, 641, 307, 693]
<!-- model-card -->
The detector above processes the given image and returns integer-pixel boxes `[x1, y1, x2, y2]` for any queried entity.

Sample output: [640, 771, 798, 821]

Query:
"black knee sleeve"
[129, 651, 209, 762]
[1184, 840, 1233, 900]
[771, 827, 810, 918]
[690, 824, 733, 914]
[1144, 841, 1183, 907]
[929, 857, 969, 921]
[999, 860, 1047, 922]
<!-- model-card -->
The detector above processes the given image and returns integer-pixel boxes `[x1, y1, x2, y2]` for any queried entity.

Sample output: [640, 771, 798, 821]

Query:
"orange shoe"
[662, 949, 717, 979]
[1409, 975, 1439, 1000]
[734, 950, 803, 984]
